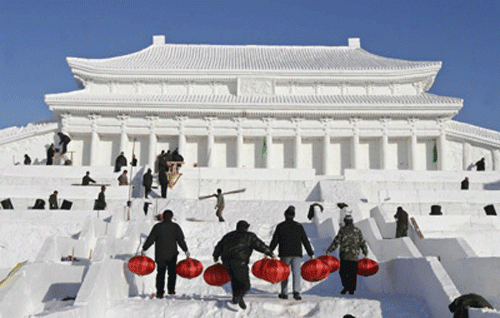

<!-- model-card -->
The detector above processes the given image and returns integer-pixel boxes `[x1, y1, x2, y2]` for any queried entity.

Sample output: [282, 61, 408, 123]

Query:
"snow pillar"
[410, 134, 418, 170]
[463, 142, 471, 170]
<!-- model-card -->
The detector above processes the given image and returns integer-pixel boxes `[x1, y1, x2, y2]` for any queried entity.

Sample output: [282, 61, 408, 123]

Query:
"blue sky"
[1, 0, 499, 131]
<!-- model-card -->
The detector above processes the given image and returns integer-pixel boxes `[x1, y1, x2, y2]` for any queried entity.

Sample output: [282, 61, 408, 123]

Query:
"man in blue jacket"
[270, 205, 315, 301]
[142, 210, 190, 298]
[213, 220, 274, 310]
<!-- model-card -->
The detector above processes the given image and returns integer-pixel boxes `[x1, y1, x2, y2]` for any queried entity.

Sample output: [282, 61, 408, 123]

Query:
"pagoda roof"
[66, 41, 442, 75]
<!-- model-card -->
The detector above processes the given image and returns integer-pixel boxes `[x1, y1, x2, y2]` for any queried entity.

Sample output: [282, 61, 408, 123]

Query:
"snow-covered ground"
[0, 165, 499, 317]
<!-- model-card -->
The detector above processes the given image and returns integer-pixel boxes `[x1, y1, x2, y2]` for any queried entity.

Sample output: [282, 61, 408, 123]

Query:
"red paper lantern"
[318, 255, 340, 273]
[357, 258, 379, 277]
[259, 259, 290, 284]
[252, 258, 271, 279]
[128, 255, 156, 276]
[203, 263, 231, 286]
[301, 258, 330, 282]
[176, 258, 203, 279]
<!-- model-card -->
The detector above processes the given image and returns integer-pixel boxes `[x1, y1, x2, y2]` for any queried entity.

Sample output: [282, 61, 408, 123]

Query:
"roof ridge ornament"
[153, 35, 165, 45]
[348, 38, 361, 49]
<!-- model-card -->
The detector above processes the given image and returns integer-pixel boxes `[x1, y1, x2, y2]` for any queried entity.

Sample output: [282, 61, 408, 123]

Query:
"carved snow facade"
[40, 35, 500, 174]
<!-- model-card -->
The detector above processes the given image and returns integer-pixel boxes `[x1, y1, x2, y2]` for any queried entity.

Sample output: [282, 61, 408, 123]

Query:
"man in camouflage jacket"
[326, 215, 368, 295]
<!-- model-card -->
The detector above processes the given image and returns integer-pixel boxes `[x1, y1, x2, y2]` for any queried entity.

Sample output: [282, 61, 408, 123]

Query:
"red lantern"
[128, 255, 156, 276]
[252, 257, 271, 279]
[203, 263, 231, 286]
[176, 258, 203, 279]
[357, 258, 379, 277]
[318, 255, 340, 273]
[301, 258, 330, 282]
[259, 259, 290, 284]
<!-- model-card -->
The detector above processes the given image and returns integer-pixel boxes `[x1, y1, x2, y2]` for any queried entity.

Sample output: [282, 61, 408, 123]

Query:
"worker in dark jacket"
[449, 293, 493, 318]
[94, 186, 106, 210]
[213, 220, 274, 310]
[461, 177, 469, 190]
[158, 168, 168, 198]
[48, 191, 59, 209]
[82, 171, 96, 186]
[114, 151, 127, 172]
[57, 132, 71, 155]
[142, 210, 189, 298]
[142, 168, 153, 198]
[46, 144, 55, 165]
[394, 206, 409, 238]
[326, 215, 368, 295]
[270, 205, 315, 301]
[474, 157, 485, 171]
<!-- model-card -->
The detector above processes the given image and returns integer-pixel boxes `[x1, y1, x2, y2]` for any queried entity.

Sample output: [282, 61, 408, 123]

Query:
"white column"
[118, 115, 129, 153]
[176, 116, 188, 156]
[381, 134, 389, 170]
[321, 118, 331, 175]
[492, 149, 500, 171]
[410, 134, 418, 170]
[438, 119, 448, 170]
[207, 133, 214, 167]
[351, 134, 359, 169]
[88, 115, 100, 166]
[205, 117, 216, 168]
[236, 133, 243, 168]
[60, 113, 71, 134]
[409, 119, 418, 170]
[233, 117, 245, 168]
[294, 133, 301, 169]
[263, 118, 274, 169]
[147, 116, 158, 169]
[463, 142, 471, 170]
[350, 118, 360, 170]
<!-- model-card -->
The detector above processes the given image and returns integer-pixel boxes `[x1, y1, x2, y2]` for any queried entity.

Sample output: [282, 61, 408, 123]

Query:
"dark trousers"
[156, 255, 178, 296]
[160, 182, 167, 198]
[223, 259, 250, 301]
[144, 186, 151, 198]
[339, 260, 358, 292]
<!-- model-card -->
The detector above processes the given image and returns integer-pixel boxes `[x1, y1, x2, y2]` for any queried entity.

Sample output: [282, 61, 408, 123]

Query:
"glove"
[213, 257, 218, 263]
[310, 254, 315, 259]
[185, 251, 190, 259]
[270, 253, 277, 259]
[141, 250, 145, 256]
[325, 251, 330, 256]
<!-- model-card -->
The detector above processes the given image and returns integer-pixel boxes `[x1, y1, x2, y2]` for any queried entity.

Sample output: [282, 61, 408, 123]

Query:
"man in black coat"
[46, 144, 55, 165]
[461, 177, 469, 190]
[474, 157, 485, 171]
[270, 206, 315, 301]
[94, 186, 106, 210]
[82, 171, 96, 186]
[57, 132, 71, 155]
[142, 169, 153, 198]
[114, 151, 127, 172]
[142, 210, 190, 298]
[394, 206, 409, 238]
[213, 220, 274, 310]
[48, 191, 59, 209]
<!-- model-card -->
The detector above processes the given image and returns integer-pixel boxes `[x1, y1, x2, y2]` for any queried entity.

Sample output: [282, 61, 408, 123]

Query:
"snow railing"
[447, 120, 500, 147]
[0, 121, 59, 147]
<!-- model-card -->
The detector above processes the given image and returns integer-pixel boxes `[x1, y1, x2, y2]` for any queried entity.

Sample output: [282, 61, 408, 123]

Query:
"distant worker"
[449, 293, 493, 318]
[461, 177, 469, 190]
[270, 206, 315, 301]
[142, 209, 190, 298]
[118, 170, 128, 186]
[114, 151, 127, 172]
[57, 132, 71, 155]
[394, 206, 409, 238]
[172, 148, 184, 168]
[24, 154, 31, 165]
[326, 215, 368, 295]
[48, 191, 59, 210]
[214, 189, 225, 222]
[131, 154, 137, 167]
[46, 144, 55, 165]
[159, 168, 168, 198]
[474, 157, 485, 171]
[213, 220, 274, 310]
[82, 171, 96, 186]
[142, 168, 153, 198]
[94, 186, 106, 210]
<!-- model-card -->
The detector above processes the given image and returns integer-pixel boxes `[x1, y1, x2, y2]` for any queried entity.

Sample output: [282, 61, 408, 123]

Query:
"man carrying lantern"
[142, 210, 190, 298]
[326, 215, 368, 295]
[270, 205, 315, 301]
[213, 220, 275, 310]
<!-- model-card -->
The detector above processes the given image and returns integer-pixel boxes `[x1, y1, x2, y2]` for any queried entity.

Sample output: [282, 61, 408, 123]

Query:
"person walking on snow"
[142, 168, 153, 198]
[213, 220, 274, 310]
[94, 186, 106, 210]
[82, 171, 96, 186]
[142, 210, 190, 298]
[394, 206, 409, 238]
[326, 215, 368, 295]
[270, 205, 315, 301]
[114, 151, 127, 172]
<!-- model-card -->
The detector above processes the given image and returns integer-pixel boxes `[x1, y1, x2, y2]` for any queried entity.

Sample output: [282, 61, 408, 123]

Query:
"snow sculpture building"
[13, 35, 500, 173]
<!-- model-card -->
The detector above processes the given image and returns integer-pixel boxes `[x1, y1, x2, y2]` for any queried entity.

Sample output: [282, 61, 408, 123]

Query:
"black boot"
[293, 292, 301, 300]
[278, 293, 288, 299]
